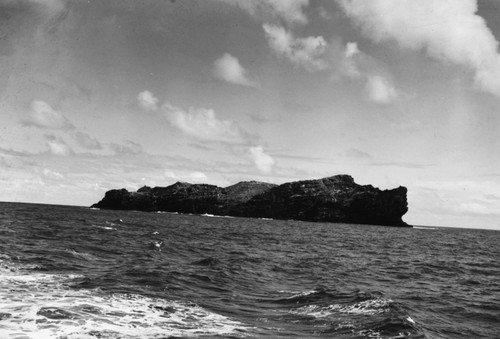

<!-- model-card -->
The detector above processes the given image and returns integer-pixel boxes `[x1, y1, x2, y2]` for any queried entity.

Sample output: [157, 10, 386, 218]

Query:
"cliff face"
[92, 175, 409, 227]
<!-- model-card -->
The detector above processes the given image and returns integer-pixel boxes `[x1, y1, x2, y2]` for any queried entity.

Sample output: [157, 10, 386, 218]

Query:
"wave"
[96, 225, 117, 231]
[290, 297, 393, 317]
[65, 249, 99, 261]
[0, 257, 247, 338]
[200, 213, 234, 218]
[270, 287, 383, 305]
[268, 288, 423, 338]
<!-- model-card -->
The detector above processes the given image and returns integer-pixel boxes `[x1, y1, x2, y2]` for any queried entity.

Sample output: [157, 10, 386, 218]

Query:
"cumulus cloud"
[365, 75, 399, 104]
[261, 23, 400, 103]
[216, 0, 310, 25]
[338, 0, 500, 97]
[137, 90, 159, 111]
[250, 146, 275, 173]
[163, 102, 244, 143]
[23, 100, 74, 129]
[263, 24, 329, 71]
[46, 136, 72, 156]
[213, 53, 258, 87]
[332, 41, 400, 104]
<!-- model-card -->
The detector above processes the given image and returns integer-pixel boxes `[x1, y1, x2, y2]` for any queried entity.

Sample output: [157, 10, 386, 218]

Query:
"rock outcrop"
[92, 175, 410, 227]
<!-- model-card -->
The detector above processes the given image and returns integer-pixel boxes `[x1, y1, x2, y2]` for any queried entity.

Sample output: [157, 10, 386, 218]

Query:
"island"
[91, 175, 410, 227]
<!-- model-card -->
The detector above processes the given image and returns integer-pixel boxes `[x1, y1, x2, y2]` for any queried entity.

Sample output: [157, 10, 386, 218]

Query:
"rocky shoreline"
[92, 175, 410, 227]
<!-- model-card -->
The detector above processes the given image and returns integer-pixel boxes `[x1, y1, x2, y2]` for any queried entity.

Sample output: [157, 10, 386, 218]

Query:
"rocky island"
[92, 175, 410, 227]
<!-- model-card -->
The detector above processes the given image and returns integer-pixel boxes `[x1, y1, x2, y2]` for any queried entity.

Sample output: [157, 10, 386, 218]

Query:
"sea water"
[0, 202, 498, 338]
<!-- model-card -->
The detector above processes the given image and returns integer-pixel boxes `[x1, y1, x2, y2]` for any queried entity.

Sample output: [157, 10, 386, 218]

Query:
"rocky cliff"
[92, 175, 410, 227]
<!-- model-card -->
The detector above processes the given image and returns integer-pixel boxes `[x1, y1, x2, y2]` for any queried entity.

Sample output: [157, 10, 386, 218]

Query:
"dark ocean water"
[0, 202, 499, 339]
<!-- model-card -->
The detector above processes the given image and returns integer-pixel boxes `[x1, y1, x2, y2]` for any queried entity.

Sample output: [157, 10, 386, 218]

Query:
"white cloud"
[213, 53, 258, 87]
[216, 0, 310, 25]
[24, 100, 73, 129]
[263, 24, 328, 71]
[365, 75, 398, 104]
[338, 0, 500, 97]
[250, 146, 275, 173]
[344, 41, 360, 59]
[46, 136, 72, 156]
[137, 90, 159, 111]
[261, 24, 401, 102]
[332, 41, 400, 104]
[163, 102, 244, 143]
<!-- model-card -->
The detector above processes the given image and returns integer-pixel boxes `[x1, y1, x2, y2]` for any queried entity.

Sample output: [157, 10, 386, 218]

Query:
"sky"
[1, 0, 500, 229]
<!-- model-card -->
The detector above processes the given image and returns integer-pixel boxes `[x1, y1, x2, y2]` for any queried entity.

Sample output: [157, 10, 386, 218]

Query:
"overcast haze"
[1, 0, 500, 229]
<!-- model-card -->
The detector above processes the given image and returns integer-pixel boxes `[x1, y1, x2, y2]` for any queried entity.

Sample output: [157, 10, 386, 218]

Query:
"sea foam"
[0, 258, 247, 338]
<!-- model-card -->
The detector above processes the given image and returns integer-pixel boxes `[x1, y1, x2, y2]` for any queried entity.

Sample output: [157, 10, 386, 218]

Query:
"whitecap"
[98, 226, 116, 231]
[65, 249, 98, 261]
[290, 298, 393, 317]
[0, 258, 248, 338]
[284, 290, 318, 299]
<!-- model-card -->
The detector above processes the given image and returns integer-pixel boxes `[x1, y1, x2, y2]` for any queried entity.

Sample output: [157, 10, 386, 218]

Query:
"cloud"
[338, 0, 500, 97]
[332, 41, 400, 104]
[46, 136, 72, 156]
[413, 180, 500, 216]
[162, 102, 244, 143]
[216, 0, 310, 25]
[261, 24, 401, 102]
[250, 146, 275, 173]
[137, 90, 159, 111]
[23, 100, 74, 129]
[213, 53, 258, 87]
[263, 24, 329, 71]
[73, 131, 102, 150]
[365, 75, 398, 104]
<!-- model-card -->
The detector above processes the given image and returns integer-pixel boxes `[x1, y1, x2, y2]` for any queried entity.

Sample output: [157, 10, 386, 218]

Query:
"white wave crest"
[290, 298, 393, 317]
[0, 258, 247, 338]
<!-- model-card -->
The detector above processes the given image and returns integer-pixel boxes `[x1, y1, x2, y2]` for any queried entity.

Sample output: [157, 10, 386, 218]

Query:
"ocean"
[0, 202, 498, 339]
